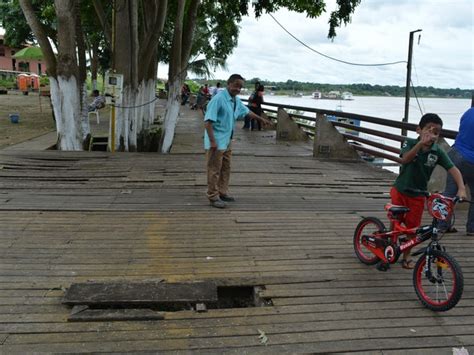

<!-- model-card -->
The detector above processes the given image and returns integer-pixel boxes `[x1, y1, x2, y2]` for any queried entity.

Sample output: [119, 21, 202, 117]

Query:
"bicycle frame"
[363, 212, 444, 265]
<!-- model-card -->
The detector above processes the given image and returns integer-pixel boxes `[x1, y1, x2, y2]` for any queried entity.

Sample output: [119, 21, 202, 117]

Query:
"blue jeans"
[441, 147, 474, 233]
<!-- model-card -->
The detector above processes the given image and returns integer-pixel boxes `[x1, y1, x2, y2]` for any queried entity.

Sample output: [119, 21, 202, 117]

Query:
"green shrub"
[0, 78, 16, 89]
[40, 76, 49, 86]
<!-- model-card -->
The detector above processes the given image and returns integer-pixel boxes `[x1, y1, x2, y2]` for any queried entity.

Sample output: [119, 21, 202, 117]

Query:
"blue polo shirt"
[453, 108, 474, 163]
[204, 89, 249, 150]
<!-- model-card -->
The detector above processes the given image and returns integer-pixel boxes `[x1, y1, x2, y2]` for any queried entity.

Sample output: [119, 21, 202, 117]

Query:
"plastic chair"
[88, 109, 100, 124]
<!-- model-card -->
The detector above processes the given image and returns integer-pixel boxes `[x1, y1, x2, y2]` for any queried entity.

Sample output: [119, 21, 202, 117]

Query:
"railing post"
[276, 107, 308, 141]
[313, 112, 359, 160]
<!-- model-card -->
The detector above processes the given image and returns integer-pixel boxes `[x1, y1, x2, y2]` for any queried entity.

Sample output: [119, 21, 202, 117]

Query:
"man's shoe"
[219, 194, 235, 202]
[467, 231, 474, 236]
[210, 199, 226, 209]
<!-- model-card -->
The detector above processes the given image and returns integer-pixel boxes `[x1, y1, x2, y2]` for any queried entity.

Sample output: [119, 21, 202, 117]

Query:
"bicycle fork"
[413, 244, 446, 284]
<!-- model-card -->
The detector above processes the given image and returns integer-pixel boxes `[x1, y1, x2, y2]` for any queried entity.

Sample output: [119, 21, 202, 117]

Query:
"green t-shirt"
[393, 137, 454, 197]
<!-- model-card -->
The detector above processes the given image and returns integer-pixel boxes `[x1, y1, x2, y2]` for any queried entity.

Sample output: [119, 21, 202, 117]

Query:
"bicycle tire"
[413, 250, 463, 311]
[353, 217, 385, 265]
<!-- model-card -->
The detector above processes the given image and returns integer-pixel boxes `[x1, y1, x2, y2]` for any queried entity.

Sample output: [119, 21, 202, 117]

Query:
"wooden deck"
[0, 104, 473, 353]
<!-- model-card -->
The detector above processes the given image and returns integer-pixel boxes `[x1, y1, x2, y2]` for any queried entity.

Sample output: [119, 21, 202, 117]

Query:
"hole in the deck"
[212, 286, 273, 309]
[64, 282, 272, 321]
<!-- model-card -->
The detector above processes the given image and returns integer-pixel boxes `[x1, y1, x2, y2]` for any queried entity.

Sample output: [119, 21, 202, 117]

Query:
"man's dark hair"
[257, 84, 264, 92]
[227, 74, 245, 84]
[92, 89, 100, 96]
[419, 113, 443, 128]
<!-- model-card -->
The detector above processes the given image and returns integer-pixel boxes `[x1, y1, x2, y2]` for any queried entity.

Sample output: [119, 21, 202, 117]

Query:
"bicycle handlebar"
[404, 188, 471, 204]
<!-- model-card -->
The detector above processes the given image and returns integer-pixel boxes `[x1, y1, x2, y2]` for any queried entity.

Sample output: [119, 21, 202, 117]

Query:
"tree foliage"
[0, 0, 56, 47]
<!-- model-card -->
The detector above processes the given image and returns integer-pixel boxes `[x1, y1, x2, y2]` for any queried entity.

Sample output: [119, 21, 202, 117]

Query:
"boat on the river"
[323, 91, 339, 99]
[312, 91, 322, 99]
[327, 105, 360, 136]
[341, 92, 354, 100]
[289, 92, 303, 97]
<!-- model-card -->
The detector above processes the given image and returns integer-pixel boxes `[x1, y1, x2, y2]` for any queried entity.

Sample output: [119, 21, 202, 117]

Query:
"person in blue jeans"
[440, 107, 474, 235]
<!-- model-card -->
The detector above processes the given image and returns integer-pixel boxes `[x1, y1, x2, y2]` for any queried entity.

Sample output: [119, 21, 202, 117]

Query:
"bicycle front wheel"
[413, 250, 463, 311]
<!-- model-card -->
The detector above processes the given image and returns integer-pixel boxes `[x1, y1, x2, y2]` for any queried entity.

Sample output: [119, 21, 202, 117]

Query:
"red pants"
[390, 187, 426, 228]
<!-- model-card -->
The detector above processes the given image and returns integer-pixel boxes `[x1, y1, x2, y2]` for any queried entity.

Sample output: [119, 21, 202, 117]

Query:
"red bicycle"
[354, 189, 466, 311]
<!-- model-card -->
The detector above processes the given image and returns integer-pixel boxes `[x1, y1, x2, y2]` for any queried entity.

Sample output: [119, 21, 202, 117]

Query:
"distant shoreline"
[194, 79, 472, 100]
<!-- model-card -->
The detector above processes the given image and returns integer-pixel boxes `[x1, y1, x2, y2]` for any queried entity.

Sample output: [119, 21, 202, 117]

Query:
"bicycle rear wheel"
[353, 217, 385, 265]
[413, 250, 463, 311]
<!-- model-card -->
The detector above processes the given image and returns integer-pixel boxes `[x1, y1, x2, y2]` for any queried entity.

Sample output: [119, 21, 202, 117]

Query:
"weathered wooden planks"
[0, 104, 473, 353]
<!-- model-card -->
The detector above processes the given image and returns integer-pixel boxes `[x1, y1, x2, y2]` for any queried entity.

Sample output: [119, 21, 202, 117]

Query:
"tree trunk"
[161, 77, 182, 153]
[160, 0, 200, 153]
[54, 0, 89, 150]
[20, 0, 89, 150]
[160, 0, 185, 153]
[90, 42, 99, 91]
[111, 0, 139, 152]
[111, 0, 166, 152]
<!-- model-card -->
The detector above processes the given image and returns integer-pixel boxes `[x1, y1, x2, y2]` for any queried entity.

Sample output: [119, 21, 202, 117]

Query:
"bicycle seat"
[385, 203, 410, 215]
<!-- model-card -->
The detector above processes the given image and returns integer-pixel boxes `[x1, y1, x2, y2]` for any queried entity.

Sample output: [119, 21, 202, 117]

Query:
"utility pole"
[402, 29, 422, 137]
[110, 0, 116, 153]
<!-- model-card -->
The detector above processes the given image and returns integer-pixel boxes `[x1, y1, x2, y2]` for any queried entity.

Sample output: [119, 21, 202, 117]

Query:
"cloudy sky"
[210, 0, 473, 89]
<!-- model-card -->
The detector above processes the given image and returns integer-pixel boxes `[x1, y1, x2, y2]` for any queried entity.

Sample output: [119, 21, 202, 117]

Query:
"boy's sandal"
[401, 259, 415, 269]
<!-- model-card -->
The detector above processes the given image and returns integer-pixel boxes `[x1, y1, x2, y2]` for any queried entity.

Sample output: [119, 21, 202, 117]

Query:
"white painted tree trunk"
[49, 76, 89, 150]
[109, 80, 156, 152]
[80, 82, 91, 141]
[161, 77, 181, 153]
[141, 79, 156, 129]
[111, 86, 131, 152]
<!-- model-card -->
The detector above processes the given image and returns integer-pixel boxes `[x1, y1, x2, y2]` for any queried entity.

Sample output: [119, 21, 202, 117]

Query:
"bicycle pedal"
[376, 262, 390, 272]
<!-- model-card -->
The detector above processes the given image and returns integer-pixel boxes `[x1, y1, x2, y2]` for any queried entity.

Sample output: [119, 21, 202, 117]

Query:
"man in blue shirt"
[441, 107, 474, 235]
[204, 74, 271, 208]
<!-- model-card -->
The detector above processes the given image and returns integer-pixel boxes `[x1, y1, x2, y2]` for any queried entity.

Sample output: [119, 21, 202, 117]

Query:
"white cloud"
[210, 0, 473, 89]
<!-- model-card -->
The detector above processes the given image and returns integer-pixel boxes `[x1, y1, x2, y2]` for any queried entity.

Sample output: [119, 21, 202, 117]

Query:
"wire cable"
[410, 79, 424, 116]
[411, 51, 426, 114]
[269, 13, 406, 67]
[110, 95, 160, 109]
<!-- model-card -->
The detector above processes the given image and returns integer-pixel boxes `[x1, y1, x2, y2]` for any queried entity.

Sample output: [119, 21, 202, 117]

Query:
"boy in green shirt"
[391, 113, 466, 269]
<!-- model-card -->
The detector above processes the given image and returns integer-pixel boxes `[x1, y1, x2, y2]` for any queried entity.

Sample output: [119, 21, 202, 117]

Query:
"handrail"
[349, 144, 402, 163]
[341, 133, 400, 154]
[243, 99, 458, 139]
[332, 121, 406, 142]
[241, 97, 458, 167]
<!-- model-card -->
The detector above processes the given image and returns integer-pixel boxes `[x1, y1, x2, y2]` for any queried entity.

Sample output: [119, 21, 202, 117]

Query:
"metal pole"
[402, 29, 422, 138]
[110, 0, 116, 153]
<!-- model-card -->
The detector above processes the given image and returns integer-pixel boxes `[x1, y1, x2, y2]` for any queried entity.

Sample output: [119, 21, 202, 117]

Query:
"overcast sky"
[2, 1, 471, 89]
[209, 0, 473, 89]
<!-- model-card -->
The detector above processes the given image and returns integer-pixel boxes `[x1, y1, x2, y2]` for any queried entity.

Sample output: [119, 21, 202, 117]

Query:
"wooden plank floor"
[0, 104, 473, 353]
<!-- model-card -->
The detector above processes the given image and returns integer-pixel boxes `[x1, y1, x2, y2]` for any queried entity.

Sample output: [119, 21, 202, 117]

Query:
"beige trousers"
[206, 145, 232, 201]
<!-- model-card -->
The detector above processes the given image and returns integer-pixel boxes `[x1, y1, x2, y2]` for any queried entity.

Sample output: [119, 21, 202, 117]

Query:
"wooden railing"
[243, 99, 458, 166]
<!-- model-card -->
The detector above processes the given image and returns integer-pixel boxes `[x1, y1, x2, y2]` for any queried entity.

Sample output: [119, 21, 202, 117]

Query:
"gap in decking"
[65, 283, 273, 321]
[77, 285, 272, 311]
[212, 286, 273, 309]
